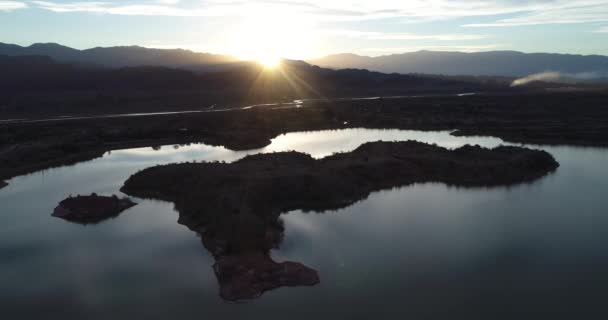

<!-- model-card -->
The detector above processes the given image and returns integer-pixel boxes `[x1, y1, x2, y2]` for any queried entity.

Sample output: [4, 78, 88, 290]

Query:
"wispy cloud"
[30, 1, 214, 16]
[464, 1, 608, 27]
[29, 0, 322, 17]
[16, 0, 608, 29]
[372, 34, 486, 41]
[156, 0, 179, 4]
[0, 1, 26, 11]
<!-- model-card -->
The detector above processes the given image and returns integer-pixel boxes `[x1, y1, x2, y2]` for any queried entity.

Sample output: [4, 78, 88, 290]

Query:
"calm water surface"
[1, 129, 607, 319]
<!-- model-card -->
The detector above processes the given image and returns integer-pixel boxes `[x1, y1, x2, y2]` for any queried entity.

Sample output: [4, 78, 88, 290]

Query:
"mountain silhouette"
[0, 43, 239, 70]
[0, 54, 515, 117]
[308, 51, 608, 77]
[5, 43, 608, 78]
[0, 55, 505, 94]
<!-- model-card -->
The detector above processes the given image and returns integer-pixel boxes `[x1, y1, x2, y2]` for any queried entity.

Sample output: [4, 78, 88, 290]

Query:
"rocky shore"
[52, 193, 137, 224]
[171, 189, 320, 302]
[214, 253, 320, 302]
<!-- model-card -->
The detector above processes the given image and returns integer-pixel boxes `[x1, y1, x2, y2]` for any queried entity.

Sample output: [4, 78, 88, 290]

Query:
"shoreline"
[1, 92, 606, 183]
[120, 140, 558, 301]
[122, 141, 559, 219]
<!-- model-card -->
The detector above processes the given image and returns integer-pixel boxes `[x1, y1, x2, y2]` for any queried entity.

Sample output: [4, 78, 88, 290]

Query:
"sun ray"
[226, 12, 316, 64]
[260, 56, 281, 68]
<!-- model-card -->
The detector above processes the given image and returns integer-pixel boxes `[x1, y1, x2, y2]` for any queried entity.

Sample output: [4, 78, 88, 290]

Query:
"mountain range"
[0, 42, 239, 70]
[2, 43, 608, 78]
[1, 54, 514, 118]
[0, 54, 499, 94]
[308, 51, 608, 78]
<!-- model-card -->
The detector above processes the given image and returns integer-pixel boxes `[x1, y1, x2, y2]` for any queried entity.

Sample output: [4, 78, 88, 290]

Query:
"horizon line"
[2, 41, 608, 60]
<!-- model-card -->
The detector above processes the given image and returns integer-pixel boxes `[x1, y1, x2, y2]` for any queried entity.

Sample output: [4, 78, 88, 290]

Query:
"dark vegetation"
[1, 92, 607, 185]
[121, 141, 559, 215]
[0, 54, 520, 118]
[52, 193, 137, 224]
[119, 141, 557, 301]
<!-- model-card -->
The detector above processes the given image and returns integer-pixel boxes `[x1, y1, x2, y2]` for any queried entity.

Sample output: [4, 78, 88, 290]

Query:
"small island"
[120, 141, 558, 301]
[121, 141, 560, 215]
[52, 193, 137, 224]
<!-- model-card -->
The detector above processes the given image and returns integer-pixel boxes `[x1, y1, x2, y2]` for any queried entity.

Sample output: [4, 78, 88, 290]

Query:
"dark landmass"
[121, 141, 559, 210]
[309, 51, 608, 77]
[0, 55, 514, 119]
[213, 253, 319, 302]
[119, 141, 557, 301]
[0, 42, 239, 69]
[3, 43, 608, 79]
[1, 92, 606, 185]
[0, 181, 6, 189]
[52, 193, 137, 224]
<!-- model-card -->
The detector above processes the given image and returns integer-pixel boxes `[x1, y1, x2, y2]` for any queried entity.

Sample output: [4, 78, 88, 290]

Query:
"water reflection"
[265, 129, 509, 158]
[178, 212, 319, 302]
[1, 129, 608, 318]
[109, 129, 509, 161]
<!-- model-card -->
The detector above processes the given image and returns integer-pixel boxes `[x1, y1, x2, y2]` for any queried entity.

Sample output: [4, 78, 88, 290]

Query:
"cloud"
[464, 1, 608, 27]
[0, 1, 26, 11]
[29, 0, 319, 17]
[21, 0, 608, 28]
[30, 1, 213, 16]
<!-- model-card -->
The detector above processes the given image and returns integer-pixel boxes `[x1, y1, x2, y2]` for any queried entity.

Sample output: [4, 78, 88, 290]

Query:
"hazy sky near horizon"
[1, 0, 608, 59]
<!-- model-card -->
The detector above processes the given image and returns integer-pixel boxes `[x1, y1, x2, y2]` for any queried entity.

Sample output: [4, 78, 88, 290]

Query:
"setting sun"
[259, 56, 281, 68]
[226, 13, 316, 63]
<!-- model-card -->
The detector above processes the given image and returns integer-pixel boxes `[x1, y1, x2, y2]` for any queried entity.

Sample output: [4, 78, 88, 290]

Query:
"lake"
[1, 129, 607, 319]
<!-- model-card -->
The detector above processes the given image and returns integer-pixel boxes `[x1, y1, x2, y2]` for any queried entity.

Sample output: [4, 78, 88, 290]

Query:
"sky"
[1, 0, 608, 60]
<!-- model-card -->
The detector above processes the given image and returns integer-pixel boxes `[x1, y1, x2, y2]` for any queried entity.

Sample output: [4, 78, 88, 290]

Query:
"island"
[120, 140, 559, 301]
[52, 193, 137, 224]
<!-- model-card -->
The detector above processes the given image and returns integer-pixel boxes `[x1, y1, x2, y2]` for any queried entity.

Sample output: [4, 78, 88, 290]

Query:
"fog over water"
[1, 129, 607, 319]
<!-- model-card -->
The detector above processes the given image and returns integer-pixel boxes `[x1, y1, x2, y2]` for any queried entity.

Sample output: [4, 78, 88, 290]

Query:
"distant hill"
[0, 43, 240, 70]
[0, 55, 521, 117]
[308, 51, 608, 77]
[0, 55, 202, 91]
[5, 43, 608, 79]
[0, 55, 505, 94]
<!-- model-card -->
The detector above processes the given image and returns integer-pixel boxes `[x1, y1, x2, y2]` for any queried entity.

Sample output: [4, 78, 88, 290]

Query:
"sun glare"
[260, 56, 281, 68]
[227, 13, 316, 64]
